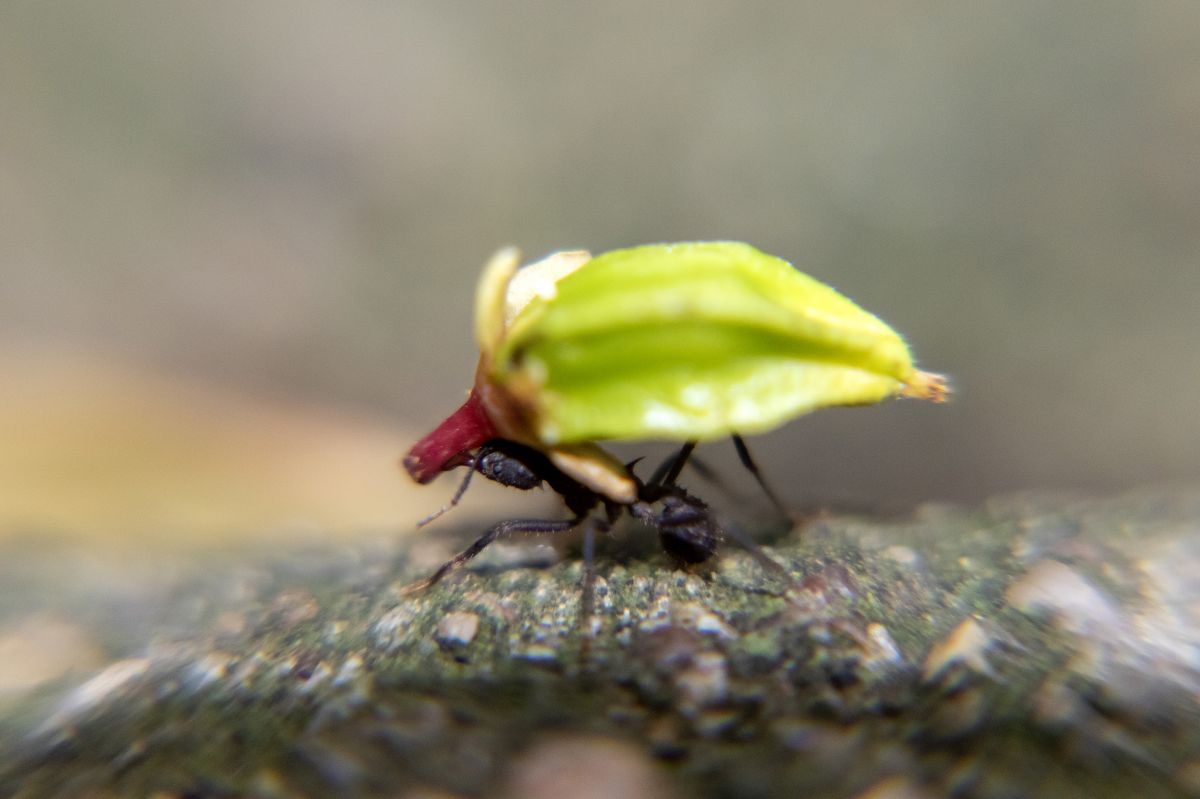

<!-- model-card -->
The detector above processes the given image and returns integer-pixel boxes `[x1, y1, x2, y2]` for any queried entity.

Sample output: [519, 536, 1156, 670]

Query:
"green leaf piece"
[493, 241, 942, 445]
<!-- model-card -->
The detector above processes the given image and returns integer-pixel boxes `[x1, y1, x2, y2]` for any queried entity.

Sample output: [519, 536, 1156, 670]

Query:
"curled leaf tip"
[901, 371, 951, 403]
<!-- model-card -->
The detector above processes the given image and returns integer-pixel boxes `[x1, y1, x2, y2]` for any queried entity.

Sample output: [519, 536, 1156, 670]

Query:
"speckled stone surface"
[1, 486, 1199, 798]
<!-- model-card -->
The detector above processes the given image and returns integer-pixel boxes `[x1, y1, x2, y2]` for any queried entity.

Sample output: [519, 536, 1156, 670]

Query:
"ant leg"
[683, 454, 757, 504]
[713, 511, 798, 589]
[647, 441, 697, 489]
[416, 460, 479, 528]
[401, 515, 584, 594]
[683, 453, 719, 484]
[578, 515, 612, 622]
[578, 515, 612, 669]
[730, 434, 790, 521]
[581, 519, 598, 623]
[645, 446, 757, 507]
[579, 518, 598, 655]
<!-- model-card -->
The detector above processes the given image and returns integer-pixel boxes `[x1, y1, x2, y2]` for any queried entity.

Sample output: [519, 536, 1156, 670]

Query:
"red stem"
[403, 392, 497, 483]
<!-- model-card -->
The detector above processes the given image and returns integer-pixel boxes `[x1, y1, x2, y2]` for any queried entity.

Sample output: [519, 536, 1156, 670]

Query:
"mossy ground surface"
[2, 486, 1199, 798]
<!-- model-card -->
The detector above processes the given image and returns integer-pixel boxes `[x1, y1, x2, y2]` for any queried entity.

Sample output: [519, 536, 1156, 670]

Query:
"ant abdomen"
[632, 490, 722, 565]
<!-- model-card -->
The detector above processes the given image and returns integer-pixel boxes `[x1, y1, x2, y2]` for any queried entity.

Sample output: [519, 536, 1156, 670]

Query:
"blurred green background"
[2, 1, 1198, 540]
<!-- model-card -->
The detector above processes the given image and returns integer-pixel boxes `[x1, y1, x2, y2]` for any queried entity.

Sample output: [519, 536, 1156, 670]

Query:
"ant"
[401, 435, 794, 628]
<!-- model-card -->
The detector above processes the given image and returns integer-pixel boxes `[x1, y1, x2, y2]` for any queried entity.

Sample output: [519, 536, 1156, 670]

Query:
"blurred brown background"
[2, 1, 1198, 542]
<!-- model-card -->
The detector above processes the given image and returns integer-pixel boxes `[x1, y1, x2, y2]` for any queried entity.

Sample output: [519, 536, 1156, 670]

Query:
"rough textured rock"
[2, 485, 1199, 798]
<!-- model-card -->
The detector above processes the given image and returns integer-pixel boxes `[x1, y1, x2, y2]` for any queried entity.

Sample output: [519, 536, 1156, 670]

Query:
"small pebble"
[435, 612, 480, 648]
[852, 776, 936, 799]
[501, 735, 677, 799]
[1006, 560, 1120, 635]
[923, 618, 995, 681]
[675, 651, 729, 712]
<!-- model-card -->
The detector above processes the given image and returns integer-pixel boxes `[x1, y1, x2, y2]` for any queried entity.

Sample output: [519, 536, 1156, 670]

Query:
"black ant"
[401, 435, 794, 628]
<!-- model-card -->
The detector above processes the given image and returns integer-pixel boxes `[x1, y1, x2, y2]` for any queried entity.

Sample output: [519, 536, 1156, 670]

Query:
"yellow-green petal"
[474, 247, 521, 356]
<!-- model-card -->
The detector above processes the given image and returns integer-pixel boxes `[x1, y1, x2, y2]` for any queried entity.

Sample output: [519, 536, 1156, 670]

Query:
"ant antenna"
[578, 515, 609, 670]
[416, 457, 478, 528]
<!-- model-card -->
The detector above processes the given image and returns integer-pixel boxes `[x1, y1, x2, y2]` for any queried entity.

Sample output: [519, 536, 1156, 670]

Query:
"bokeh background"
[3, 0, 1198, 544]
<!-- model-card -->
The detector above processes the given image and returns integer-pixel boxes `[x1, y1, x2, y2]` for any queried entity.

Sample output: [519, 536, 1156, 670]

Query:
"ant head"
[411, 441, 553, 530]
[474, 447, 543, 490]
